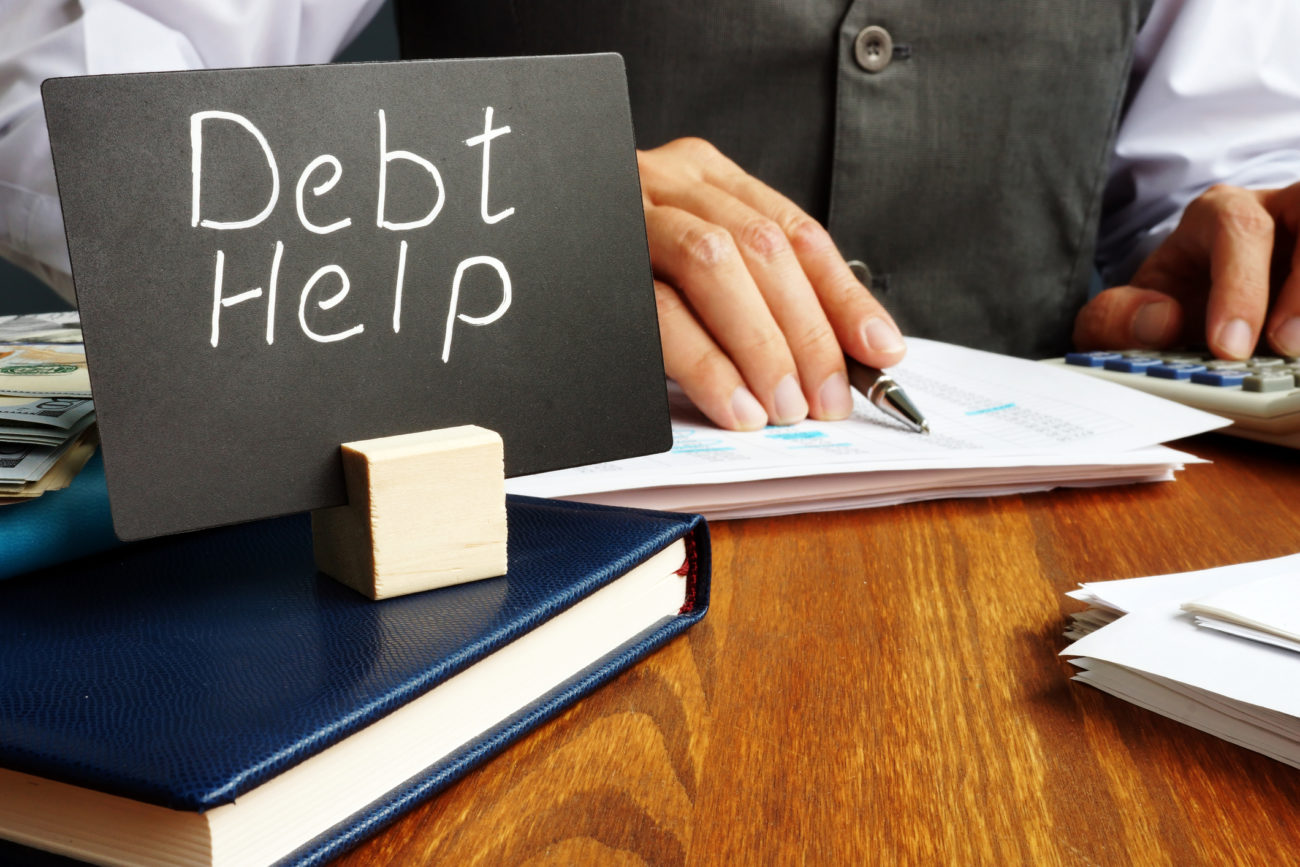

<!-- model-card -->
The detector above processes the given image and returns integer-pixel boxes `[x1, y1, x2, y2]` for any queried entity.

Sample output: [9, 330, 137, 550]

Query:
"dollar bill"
[0, 432, 75, 446]
[0, 396, 95, 430]
[0, 441, 61, 484]
[0, 350, 91, 397]
[0, 312, 82, 344]
[0, 317, 97, 498]
[0, 414, 96, 447]
[0, 421, 98, 483]
[0, 318, 91, 397]
[0, 346, 85, 364]
[0, 428, 98, 498]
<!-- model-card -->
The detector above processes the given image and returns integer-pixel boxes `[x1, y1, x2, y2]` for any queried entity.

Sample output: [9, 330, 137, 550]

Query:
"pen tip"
[919, 421, 930, 435]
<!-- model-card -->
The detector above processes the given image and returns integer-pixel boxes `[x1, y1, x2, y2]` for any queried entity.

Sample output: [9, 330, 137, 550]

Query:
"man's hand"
[1075, 182, 1300, 358]
[639, 138, 906, 430]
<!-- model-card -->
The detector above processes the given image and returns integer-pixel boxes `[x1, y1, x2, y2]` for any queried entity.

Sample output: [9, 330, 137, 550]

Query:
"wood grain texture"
[332, 434, 1300, 866]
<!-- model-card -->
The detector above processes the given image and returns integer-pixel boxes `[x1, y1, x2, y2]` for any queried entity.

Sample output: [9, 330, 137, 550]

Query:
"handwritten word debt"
[195, 107, 513, 361]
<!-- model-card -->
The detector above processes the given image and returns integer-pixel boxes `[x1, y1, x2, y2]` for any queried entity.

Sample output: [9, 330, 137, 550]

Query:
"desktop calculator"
[1043, 351, 1300, 449]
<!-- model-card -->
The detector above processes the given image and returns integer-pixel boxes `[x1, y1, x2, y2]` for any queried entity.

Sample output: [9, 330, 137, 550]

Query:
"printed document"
[507, 339, 1228, 517]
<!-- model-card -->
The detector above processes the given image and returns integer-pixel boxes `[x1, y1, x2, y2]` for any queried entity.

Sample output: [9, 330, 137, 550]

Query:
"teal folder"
[0, 451, 120, 580]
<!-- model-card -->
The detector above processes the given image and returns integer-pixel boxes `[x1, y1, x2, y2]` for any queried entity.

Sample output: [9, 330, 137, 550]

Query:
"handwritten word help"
[196, 107, 513, 361]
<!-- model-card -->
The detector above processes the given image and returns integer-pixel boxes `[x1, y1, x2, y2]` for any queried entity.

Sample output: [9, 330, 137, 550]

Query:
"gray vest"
[396, 0, 1153, 358]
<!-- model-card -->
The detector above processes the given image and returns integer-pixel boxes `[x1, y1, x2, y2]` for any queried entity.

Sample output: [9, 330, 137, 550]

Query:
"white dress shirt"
[1099, 0, 1300, 284]
[2, 0, 1299, 302]
[0, 0, 385, 299]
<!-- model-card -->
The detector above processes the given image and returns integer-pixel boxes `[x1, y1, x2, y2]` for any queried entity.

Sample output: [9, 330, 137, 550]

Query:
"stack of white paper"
[508, 339, 1229, 519]
[1062, 554, 1300, 769]
[1183, 573, 1300, 653]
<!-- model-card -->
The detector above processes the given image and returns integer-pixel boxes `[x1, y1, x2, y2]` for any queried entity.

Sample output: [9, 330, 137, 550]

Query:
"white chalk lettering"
[196, 108, 524, 353]
[191, 110, 280, 230]
[298, 265, 365, 343]
[265, 240, 283, 345]
[392, 239, 408, 334]
[295, 155, 352, 235]
[376, 109, 445, 231]
[464, 107, 515, 225]
[209, 241, 284, 348]
[442, 255, 511, 362]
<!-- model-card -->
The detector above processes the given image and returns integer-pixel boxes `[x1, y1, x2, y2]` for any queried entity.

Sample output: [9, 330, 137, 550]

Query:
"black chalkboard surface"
[43, 55, 670, 540]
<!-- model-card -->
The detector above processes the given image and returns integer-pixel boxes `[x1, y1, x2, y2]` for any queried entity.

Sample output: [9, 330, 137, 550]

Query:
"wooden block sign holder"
[311, 425, 507, 600]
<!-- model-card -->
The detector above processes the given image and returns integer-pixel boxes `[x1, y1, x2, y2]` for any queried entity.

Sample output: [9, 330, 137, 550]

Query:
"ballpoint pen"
[845, 356, 930, 434]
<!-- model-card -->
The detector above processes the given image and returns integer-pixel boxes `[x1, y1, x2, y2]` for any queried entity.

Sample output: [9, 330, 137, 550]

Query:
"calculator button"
[1065, 351, 1123, 367]
[1148, 362, 1207, 379]
[1191, 369, 1248, 386]
[1243, 371, 1296, 392]
[1248, 357, 1285, 369]
[1047, 350, 1300, 447]
[1106, 357, 1161, 373]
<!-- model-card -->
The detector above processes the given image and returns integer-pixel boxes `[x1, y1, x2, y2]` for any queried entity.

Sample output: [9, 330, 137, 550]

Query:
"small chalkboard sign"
[43, 55, 670, 540]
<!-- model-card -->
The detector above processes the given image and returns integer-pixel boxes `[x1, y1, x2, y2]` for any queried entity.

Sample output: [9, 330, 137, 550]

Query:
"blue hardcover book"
[0, 496, 709, 866]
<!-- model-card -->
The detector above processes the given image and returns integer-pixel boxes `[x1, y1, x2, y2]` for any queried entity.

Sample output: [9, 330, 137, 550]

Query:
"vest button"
[854, 25, 893, 73]
[847, 259, 873, 288]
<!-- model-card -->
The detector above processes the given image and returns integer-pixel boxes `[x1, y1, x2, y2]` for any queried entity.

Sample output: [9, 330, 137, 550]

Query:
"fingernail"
[730, 385, 768, 430]
[863, 316, 905, 355]
[1216, 317, 1254, 359]
[772, 374, 809, 425]
[1132, 301, 1174, 346]
[1271, 317, 1300, 356]
[817, 371, 853, 420]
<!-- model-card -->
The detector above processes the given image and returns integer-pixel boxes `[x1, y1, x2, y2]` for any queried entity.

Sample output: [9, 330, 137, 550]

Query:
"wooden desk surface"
[336, 433, 1300, 866]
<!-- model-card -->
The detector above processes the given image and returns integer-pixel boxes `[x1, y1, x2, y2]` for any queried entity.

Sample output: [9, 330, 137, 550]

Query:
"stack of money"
[0, 313, 98, 504]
